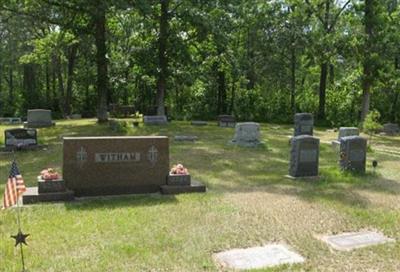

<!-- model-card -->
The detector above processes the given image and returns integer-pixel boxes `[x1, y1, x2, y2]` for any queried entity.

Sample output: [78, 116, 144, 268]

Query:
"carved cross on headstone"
[147, 145, 158, 166]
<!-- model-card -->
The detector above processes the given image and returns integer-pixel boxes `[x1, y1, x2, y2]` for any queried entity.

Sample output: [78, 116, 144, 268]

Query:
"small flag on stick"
[2, 161, 26, 209]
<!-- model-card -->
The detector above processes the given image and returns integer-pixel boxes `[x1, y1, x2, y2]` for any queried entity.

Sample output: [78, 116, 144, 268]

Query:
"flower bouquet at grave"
[170, 164, 189, 175]
[168, 164, 190, 186]
[40, 168, 60, 181]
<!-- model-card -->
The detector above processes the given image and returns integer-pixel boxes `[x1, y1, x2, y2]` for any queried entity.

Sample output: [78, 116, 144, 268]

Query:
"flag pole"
[12, 150, 27, 272]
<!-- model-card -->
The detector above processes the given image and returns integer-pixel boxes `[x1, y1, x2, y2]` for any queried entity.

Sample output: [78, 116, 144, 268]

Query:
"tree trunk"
[94, 3, 109, 122]
[23, 64, 37, 110]
[290, 45, 296, 114]
[65, 43, 78, 116]
[8, 68, 14, 109]
[318, 62, 328, 120]
[217, 69, 227, 114]
[246, 29, 256, 90]
[230, 77, 236, 114]
[45, 62, 51, 107]
[361, 0, 374, 122]
[156, 0, 169, 116]
[54, 55, 65, 115]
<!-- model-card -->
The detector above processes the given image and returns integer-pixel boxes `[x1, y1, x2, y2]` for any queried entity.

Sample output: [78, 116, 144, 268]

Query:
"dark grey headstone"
[294, 113, 313, 136]
[339, 136, 367, 173]
[289, 135, 319, 177]
[4, 128, 37, 148]
[383, 123, 400, 135]
[143, 115, 168, 125]
[218, 115, 236, 128]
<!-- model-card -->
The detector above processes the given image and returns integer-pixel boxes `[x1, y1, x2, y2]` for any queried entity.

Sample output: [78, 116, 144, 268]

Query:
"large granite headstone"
[218, 115, 236, 128]
[230, 122, 261, 147]
[289, 135, 319, 177]
[332, 127, 359, 149]
[63, 136, 169, 196]
[24, 109, 55, 128]
[143, 115, 168, 125]
[294, 113, 313, 136]
[339, 136, 367, 173]
[382, 123, 400, 135]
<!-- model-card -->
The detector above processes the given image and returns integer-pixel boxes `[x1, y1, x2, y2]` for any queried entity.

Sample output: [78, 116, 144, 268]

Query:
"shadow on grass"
[64, 193, 178, 211]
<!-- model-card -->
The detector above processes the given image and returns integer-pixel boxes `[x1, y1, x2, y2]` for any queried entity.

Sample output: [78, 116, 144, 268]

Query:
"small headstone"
[174, 135, 198, 142]
[332, 127, 360, 149]
[383, 123, 400, 135]
[230, 122, 261, 147]
[24, 109, 55, 128]
[70, 114, 82, 119]
[320, 231, 394, 251]
[191, 121, 207, 126]
[218, 115, 236, 128]
[340, 136, 367, 173]
[294, 113, 313, 136]
[289, 135, 319, 178]
[63, 136, 169, 196]
[143, 115, 168, 125]
[4, 128, 37, 149]
[0, 117, 22, 124]
[213, 244, 305, 270]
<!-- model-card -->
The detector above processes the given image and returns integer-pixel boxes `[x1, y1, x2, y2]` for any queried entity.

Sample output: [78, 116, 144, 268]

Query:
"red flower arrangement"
[40, 168, 60, 181]
[170, 164, 189, 175]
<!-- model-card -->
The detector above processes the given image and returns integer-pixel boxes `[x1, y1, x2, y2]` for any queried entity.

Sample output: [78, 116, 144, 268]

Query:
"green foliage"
[363, 110, 383, 135]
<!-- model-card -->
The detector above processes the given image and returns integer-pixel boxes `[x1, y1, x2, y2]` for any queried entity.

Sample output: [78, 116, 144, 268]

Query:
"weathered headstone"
[339, 136, 367, 173]
[332, 127, 359, 149]
[69, 114, 82, 119]
[382, 123, 400, 135]
[218, 115, 236, 128]
[143, 115, 168, 125]
[289, 135, 319, 178]
[0, 117, 22, 124]
[63, 136, 170, 196]
[213, 244, 305, 270]
[320, 231, 394, 251]
[294, 113, 313, 136]
[191, 121, 207, 126]
[24, 109, 55, 128]
[4, 128, 37, 149]
[230, 122, 261, 147]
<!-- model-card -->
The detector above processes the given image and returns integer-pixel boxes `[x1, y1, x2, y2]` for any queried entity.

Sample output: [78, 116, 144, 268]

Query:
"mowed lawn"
[0, 120, 399, 271]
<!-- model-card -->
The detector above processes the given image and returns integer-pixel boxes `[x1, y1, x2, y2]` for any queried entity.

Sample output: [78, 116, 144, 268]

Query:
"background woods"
[0, 0, 399, 126]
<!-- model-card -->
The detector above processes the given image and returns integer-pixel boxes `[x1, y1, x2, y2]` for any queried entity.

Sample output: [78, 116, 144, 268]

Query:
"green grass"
[0, 120, 399, 271]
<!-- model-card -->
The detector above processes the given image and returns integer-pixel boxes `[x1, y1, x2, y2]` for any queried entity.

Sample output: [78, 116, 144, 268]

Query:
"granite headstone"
[63, 136, 169, 196]
[143, 115, 168, 125]
[383, 123, 400, 135]
[289, 135, 319, 177]
[218, 115, 236, 128]
[230, 122, 261, 147]
[339, 136, 367, 173]
[332, 127, 359, 149]
[24, 109, 54, 128]
[4, 128, 37, 148]
[294, 113, 313, 136]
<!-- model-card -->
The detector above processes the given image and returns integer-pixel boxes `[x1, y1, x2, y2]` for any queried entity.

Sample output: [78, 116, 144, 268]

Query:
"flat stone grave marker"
[143, 115, 168, 125]
[63, 136, 169, 196]
[289, 135, 319, 178]
[332, 127, 359, 149]
[24, 109, 55, 128]
[191, 120, 207, 126]
[213, 244, 305, 270]
[230, 122, 261, 147]
[218, 115, 236, 128]
[294, 113, 313, 136]
[320, 231, 394, 251]
[340, 136, 367, 173]
[383, 123, 400, 135]
[174, 135, 198, 142]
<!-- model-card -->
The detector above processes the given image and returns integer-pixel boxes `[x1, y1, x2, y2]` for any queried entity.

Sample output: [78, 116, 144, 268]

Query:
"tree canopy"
[0, 0, 399, 126]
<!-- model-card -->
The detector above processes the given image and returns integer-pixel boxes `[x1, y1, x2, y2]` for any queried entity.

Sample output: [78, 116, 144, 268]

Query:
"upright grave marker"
[230, 122, 261, 147]
[332, 127, 359, 149]
[289, 135, 319, 178]
[63, 136, 169, 196]
[294, 113, 313, 136]
[24, 109, 55, 128]
[218, 115, 236, 128]
[382, 123, 400, 135]
[143, 115, 168, 125]
[339, 136, 367, 173]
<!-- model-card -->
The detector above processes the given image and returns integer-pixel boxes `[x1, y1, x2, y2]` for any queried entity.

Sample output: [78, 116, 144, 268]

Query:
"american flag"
[2, 161, 26, 209]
